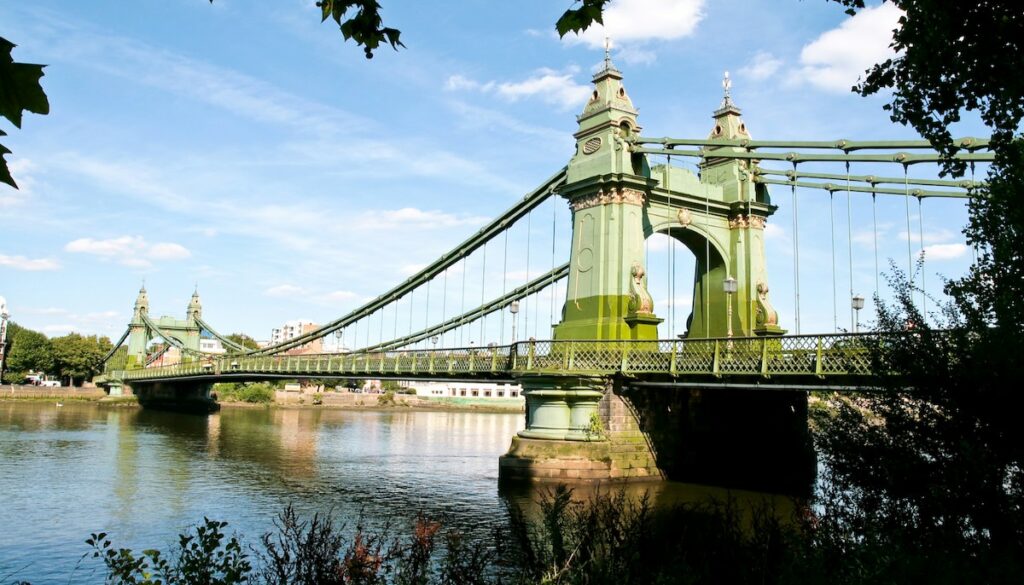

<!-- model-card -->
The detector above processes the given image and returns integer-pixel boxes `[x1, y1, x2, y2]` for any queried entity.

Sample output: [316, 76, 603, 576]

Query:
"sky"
[0, 0, 984, 345]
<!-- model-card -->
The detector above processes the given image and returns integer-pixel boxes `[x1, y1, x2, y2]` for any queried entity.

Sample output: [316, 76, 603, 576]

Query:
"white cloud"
[265, 284, 305, 298]
[615, 46, 657, 66]
[923, 243, 968, 261]
[0, 253, 61, 271]
[764, 223, 786, 240]
[738, 51, 783, 81]
[320, 290, 360, 303]
[64, 235, 191, 267]
[356, 207, 490, 231]
[898, 228, 958, 243]
[565, 0, 706, 53]
[445, 68, 591, 110]
[148, 242, 192, 260]
[794, 3, 902, 93]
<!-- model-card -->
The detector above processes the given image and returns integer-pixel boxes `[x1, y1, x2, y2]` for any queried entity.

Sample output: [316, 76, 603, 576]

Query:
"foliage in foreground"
[32, 479, 1024, 584]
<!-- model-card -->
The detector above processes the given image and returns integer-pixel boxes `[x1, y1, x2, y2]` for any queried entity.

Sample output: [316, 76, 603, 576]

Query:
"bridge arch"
[644, 217, 728, 338]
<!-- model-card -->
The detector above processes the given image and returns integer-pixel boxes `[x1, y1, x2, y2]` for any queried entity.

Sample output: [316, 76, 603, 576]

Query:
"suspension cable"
[479, 241, 487, 344]
[500, 227, 509, 343]
[918, 196, 927, 319]
[667, 157, 674, 336]
[702, 151, 710, 337]
[791, 162, 801, 334]
[523, 209, 532, 341]
[970, 162, 978, 264]
[830, 190, 837, 331]
[872, 191, 879, 297]
[441, 267, 448, 347]
[846, 161, 855, 331]
[408, 289, 415, 338]
[550, 194, 557, 333]
[460, 256, 467, 346]
[903, 163, 914, 287]
[424, 278, 431, 349]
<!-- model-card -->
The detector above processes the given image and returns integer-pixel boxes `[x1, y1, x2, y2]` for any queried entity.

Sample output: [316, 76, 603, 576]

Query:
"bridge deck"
[102, 334, 880, 386]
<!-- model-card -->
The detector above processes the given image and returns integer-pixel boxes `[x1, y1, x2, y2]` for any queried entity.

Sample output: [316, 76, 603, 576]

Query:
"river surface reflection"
[0, 402, 795, 584]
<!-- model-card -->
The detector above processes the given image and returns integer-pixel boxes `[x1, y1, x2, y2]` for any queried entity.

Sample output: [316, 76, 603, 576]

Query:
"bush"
[377, 390, 395, 406]
[214, 382, 275, 404]
[87, 518, 250, 585]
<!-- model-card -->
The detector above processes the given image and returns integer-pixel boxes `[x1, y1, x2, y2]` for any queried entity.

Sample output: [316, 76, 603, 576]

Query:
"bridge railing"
[112, 333, 880, 382]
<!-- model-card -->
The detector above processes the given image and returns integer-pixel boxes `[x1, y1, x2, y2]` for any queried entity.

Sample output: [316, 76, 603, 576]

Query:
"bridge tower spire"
[126, 285, 150, 367]
[688, 71, 784, 337]
[184, 287, 203, 352]
[554, 49, 661, 340]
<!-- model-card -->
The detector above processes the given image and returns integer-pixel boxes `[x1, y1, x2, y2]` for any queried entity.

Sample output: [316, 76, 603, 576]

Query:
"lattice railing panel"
[114, 333, 881, 383]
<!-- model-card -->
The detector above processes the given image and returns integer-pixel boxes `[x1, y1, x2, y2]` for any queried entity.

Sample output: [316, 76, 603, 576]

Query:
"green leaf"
[556, 0, 609, 37]
[0, 37, 49, 128]
[1, 139, 14, 188]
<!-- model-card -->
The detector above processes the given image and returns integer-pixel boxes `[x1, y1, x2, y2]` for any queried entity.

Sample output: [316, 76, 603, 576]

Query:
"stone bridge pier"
[129, 381, 220, 414]
[499, 378, 814, 493]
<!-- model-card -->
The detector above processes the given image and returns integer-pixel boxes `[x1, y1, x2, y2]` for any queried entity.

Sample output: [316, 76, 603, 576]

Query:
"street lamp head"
[723, 277, 738, 294]
[852, 295, 865, 311]
[431, 335, 439, 345]
[509, 300, 520, 314]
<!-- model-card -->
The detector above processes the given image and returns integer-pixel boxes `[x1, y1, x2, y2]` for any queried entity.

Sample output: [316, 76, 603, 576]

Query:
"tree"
[811, 0, 1024, 573]
[3, 323, 53, 382]
[832, 0, 1024, 173]
[226, 333, 260, 351]
[51, 332, 112, 386]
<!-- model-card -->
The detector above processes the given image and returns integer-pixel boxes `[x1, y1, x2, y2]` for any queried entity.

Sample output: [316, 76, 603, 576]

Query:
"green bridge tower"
[500, 58, 800, 486]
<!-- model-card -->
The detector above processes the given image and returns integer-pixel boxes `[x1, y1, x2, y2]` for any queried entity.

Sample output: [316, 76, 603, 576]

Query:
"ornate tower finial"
[604, 37, 612, 69]
[721, 71, 733, 109]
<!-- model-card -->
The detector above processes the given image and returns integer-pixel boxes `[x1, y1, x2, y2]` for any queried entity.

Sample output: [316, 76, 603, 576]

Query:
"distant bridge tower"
[125, 286, 203, 367]
[126, 285, 149, 368]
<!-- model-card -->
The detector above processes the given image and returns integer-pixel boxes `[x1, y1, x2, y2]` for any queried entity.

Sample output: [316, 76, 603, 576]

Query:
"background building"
[270, 320, 323, 354]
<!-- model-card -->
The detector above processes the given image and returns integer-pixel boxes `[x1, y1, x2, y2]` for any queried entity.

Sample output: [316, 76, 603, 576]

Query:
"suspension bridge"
[94, 55, 989, 487]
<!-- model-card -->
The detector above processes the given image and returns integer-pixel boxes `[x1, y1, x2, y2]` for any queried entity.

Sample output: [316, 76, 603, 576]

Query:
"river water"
[0, 402, 791, 584]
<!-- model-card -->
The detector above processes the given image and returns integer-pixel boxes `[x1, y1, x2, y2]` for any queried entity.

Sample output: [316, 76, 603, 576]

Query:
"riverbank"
[0, 385, 108, 401]
[1, 385, 524, 413]
[242, 389, 525, 413]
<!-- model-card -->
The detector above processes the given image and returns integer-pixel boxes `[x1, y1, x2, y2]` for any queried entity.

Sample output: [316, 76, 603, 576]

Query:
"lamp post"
[431, 335, 439, 349]
[334, 329, 343, 354]
[723, 277, 737, 349]
[852, 295, 865, 333]
[509, 300, 520, 343]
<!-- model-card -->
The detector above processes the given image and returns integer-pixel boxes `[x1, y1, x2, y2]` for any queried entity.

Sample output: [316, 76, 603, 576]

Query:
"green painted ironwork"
[104, 333, 879, 384]
[753, 177, 972, 199]
[249, 167, 568, 356]
[632, 146, 995, 165]
[753, 168, 985, 190]
[634, 136, 991, 151]
[362, 263, 570, 352]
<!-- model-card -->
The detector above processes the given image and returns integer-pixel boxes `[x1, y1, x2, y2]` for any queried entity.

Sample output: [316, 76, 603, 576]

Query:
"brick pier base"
[498, 385, 664, 483]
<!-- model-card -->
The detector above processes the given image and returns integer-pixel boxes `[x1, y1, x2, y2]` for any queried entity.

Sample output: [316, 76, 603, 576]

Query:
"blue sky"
[0, 0, 982, 344]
